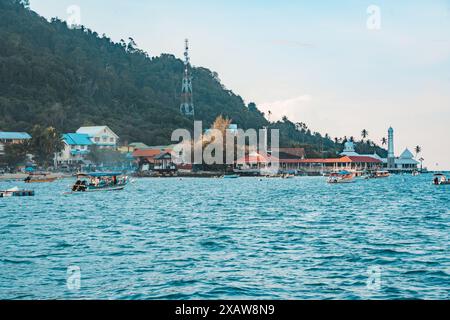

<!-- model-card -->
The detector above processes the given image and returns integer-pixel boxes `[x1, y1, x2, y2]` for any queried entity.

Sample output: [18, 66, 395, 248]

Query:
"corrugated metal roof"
[399, 148, 414, 159]
[0, 132, 31, 140]
[63, 133, 93, 146]
[76, 126, 119, 138]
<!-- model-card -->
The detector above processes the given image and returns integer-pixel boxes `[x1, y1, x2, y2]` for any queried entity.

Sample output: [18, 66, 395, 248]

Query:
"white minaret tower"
[387, 127, 395, 168]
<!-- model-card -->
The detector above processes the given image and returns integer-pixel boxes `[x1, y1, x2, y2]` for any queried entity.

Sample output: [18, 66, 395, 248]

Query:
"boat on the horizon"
[222, 174, 240, 179]
[327, 170, 355, 184]
[67, 172, 129, 193]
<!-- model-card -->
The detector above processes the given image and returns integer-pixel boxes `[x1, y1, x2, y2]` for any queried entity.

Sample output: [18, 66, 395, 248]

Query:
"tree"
[361, 129, 369, 141]
[414, 145, 421, 158]
[28, 125, 64, 167]
[0, 142, 29, 169]
[86, 145, 126, 167]
[381, 137, 387, 146]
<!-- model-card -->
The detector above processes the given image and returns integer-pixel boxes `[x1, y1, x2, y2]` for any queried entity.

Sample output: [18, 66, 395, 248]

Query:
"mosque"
[340, 127, 419, 172]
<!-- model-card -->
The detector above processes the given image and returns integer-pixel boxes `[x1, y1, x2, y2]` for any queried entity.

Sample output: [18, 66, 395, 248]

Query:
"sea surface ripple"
[0, 174, 449, 299]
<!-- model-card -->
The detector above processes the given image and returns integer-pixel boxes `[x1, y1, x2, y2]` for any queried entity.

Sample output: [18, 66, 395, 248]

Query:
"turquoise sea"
[0, 174, 449, 299]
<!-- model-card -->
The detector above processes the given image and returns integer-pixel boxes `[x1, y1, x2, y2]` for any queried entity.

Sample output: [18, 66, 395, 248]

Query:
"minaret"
[180, 39, 195, 117]
[387, 127, 395, 168]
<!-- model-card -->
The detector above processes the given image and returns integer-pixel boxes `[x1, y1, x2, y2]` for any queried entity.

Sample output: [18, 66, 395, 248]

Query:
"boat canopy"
[339, 170, 351, 175]
[77, 172, 122, 177]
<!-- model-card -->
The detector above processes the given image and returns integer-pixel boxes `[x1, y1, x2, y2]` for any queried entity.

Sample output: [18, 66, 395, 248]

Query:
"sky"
[29, 0, 450, 170]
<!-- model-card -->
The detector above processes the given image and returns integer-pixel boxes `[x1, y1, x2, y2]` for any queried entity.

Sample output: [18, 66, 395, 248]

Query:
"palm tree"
[381, 137, 387, 146]
[414, 145, 421, 158]
[361, 129, 369, 141]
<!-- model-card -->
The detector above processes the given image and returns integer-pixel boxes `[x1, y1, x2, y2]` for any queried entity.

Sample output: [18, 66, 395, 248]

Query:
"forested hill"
[0, 0, 387, 157]
[0, 0, 268, 145]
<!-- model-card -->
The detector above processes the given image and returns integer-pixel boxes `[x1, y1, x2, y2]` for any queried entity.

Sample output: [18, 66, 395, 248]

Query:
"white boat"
[372, 170, 390, 178]
[327, 171, 355, 184]
[0, 187, 35, 197]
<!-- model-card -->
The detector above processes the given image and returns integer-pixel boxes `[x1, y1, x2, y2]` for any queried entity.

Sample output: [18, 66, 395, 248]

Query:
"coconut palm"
[414, 145, 422, 158]
[381, 137, 387, 146]
[361, 129, 369, 141]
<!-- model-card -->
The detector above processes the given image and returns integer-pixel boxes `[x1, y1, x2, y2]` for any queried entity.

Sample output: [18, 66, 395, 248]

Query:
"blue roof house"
[56, 133, 93, 166]
[0, 132, 31, 155]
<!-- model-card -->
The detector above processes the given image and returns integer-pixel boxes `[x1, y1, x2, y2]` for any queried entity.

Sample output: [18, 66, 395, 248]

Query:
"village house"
[55, 133, 93, 167]
[0, 132, 31, 155]
[76, 126, 119, 149]
[132, 146, 173, 171]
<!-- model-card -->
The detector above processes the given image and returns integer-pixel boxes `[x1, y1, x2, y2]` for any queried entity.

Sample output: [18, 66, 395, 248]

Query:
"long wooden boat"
[67, 172, 129, 194]
[24, 173, 57, 183]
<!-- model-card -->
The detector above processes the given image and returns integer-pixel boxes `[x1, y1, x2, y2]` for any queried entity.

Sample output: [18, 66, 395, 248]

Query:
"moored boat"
[24, 173, 57, 183]
[372, 170, 390, 178]
[433, 173, 450, 185]
[327, 170, 355, 184]
[68, 172, 129, 193]
[0, 187, 35, 197]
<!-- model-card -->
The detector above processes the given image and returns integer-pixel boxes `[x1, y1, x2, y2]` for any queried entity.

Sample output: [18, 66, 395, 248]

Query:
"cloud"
[259, 95, 313, 120]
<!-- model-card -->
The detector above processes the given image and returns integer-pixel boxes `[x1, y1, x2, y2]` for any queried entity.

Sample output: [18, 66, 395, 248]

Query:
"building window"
[95, 137, 100, 142]
[110, 138, 114, 143]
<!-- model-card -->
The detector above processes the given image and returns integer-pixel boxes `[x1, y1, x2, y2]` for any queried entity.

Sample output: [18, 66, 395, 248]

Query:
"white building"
[55, 133, 93, 166]
[340, 128, 419, 172]
[76, 126, 119, 149]
[383, 148, 419, 171]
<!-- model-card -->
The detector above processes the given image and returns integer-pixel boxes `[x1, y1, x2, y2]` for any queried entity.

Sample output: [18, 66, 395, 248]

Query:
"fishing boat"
[372, 170, 390, 178]
[24, 173, 57, 183]
[412, 170, 420, 176]
[0, 187, 35, 197]
[68, 172, 129, 193]
[327, 170, 355, 184]
[432, 173, 450, 185]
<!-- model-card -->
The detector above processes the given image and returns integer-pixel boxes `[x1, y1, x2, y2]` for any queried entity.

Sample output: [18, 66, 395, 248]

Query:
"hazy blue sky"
[30, 0, 450, 169]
